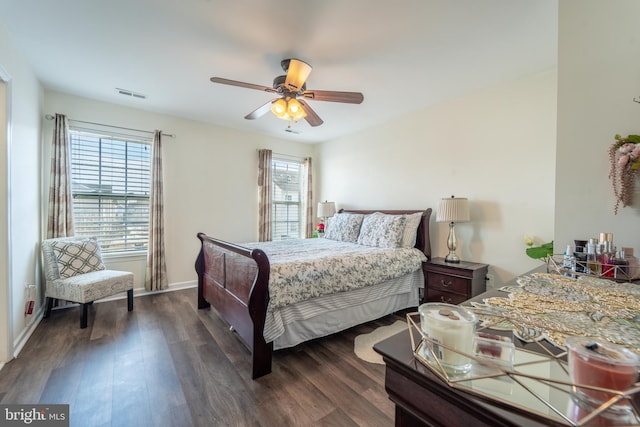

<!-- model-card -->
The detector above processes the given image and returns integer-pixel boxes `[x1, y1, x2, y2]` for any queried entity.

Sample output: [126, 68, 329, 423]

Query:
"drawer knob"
[440, 279, 453, 288]
[440, 296, 453, 303]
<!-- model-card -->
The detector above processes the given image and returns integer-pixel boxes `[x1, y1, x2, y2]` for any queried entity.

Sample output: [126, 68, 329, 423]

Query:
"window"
[271, 158, 304, 240]
[69, 128, 152, 254]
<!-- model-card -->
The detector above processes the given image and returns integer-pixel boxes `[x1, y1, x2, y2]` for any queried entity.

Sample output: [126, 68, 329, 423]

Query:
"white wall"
[0, 69, 9, 365]
[555, 1, 640, 253]
[43, 91, 315, 290]
[318, 70, 558, 287]
[0, 22, 44, 363]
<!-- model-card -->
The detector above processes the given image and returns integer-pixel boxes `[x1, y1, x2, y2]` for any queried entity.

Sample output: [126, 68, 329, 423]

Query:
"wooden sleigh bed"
[195, 208, 432, 379]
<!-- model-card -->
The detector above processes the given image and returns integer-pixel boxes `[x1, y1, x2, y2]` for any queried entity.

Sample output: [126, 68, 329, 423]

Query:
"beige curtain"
[46, 113, 74, 238]
[257, 149, 272, 242]
[303, 157, 313, 238]
[145, 130, 168, 291]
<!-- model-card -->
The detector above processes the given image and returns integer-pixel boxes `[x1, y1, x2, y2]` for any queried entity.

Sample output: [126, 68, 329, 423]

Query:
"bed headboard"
[338, 208, 432, 261]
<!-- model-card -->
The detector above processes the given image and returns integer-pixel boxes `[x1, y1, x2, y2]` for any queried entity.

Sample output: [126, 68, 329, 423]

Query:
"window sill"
[102, 251, 147, 261]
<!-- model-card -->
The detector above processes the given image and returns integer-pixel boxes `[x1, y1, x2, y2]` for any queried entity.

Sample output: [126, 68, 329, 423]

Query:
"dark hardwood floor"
[0, 288, 404, 426]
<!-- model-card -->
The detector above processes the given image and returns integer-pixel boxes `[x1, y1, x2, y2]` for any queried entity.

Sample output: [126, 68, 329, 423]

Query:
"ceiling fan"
[210, 58, 364, 127]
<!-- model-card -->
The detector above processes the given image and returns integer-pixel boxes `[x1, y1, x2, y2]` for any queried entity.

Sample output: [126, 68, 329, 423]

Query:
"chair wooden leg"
[43, 297, 54, 318]
[127, 289, 133, 312]
[80, 303, 89, 329]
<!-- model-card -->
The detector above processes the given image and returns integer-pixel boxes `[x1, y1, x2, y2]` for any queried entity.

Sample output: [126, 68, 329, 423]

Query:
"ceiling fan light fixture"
[271, 98, 288, 119]
[287, 98, 302, 114]
[285, 59, 312, 92]
[270, 98, 306, 121]
[288, 99, 307, 122]
[291, 108, 306, 122]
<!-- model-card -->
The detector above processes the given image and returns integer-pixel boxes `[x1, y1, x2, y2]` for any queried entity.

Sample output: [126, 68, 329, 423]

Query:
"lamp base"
[444, 252, 461, 263]
[444, 222, 461, 263]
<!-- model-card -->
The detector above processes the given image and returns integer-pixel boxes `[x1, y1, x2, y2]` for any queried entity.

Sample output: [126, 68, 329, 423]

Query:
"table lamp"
[317, 201, 336, 225]
[436, 196, 470, 263]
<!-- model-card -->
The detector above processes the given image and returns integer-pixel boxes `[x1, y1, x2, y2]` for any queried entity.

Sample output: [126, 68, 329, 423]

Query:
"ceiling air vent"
[116, 88, 147, 99]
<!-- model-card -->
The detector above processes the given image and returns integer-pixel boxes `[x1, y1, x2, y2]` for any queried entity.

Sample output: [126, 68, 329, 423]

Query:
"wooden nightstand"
[423, 257, 488, 304]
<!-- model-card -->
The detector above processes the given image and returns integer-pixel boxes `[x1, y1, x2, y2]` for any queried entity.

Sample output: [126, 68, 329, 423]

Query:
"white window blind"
[69, 127, 152, 253]
[271, 157, 303, 240]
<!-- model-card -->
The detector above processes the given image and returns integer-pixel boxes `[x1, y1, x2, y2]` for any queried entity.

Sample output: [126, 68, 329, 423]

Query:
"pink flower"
[619, 143, 636, 154]
[619, 154, 630, 168]
[631, 145, 640, 160]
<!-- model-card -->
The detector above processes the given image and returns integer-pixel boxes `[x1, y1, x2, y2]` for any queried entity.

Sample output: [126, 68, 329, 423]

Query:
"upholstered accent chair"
[41, 236, 134, 328]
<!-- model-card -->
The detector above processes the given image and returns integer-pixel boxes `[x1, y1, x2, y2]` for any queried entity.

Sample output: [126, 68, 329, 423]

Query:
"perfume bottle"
[596, 233, 616, 277]
[573, 248, 586, 274]
[563, 245, 576, 277]
[586, 241, 601, 275]
[601, 246, 616, 278]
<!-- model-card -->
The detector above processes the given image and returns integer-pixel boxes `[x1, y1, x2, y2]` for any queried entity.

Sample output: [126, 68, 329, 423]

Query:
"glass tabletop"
[407, 312, 640, 426]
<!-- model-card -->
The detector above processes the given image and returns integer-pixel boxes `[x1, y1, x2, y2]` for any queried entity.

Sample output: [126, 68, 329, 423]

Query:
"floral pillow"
[357, 213, 407, 248]
[324, 213, 365, 243]
[51, 237, 106, 279]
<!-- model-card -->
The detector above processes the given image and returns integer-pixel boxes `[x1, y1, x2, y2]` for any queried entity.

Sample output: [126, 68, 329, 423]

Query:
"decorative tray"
[407, 311, 640, 426]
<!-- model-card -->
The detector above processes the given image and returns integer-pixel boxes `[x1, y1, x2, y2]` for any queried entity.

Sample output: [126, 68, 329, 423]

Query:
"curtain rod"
[256, 149, 307, 161]
[44, 114, 176, 138]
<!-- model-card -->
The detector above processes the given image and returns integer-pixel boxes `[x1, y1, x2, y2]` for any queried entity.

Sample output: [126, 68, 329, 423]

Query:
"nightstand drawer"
[426, 290, 468, 305]
[422, 258, 489, 305]
[427, 272, 469, 295]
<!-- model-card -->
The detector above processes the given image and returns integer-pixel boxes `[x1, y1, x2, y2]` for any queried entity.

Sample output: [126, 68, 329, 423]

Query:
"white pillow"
[325, 213, 365, 243]
[401, 212, 423, 248]
[357, 213, 407, 248]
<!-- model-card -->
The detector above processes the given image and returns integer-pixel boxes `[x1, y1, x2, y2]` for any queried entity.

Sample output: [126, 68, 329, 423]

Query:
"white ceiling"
[0, 0, 558, 143]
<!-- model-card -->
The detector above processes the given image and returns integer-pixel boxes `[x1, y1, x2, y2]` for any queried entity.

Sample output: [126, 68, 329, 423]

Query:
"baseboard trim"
[12, 308, 44, 359]
[135, 280, 197, 297]
[92, 280, 197, 303]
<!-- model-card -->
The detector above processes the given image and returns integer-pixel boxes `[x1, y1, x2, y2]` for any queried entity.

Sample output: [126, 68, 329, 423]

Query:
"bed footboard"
[195, 232, 273, 379]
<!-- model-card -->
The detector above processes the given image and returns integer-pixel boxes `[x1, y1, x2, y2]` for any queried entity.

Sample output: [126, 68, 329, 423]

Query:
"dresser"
[423, 258, 488, 304]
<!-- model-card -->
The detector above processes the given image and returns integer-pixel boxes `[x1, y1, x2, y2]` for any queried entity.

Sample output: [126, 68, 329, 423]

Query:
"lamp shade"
[436, 196, 470, 223]
[285, 59, 312, 92]
[317, 201, 336, 219]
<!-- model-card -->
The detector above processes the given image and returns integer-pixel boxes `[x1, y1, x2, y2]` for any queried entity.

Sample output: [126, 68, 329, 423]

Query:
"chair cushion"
[47, 270, 134, 303]
[51, 237, 106, 279]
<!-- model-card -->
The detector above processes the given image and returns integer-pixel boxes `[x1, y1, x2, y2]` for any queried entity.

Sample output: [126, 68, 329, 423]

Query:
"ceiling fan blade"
[210, 77, 277, 93]
[284, 59, 312, 92]
[302, 90, 364, 104]
[245, 99, 278, 120]
[298, 99, 323, 127]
